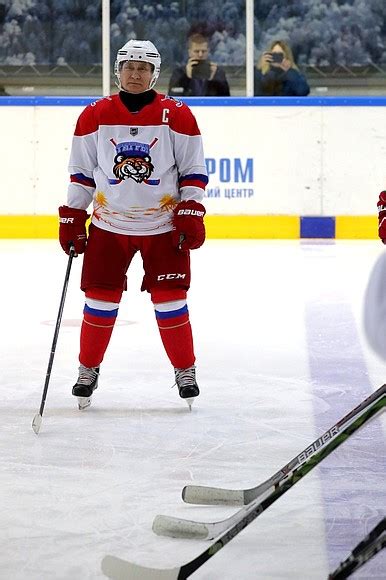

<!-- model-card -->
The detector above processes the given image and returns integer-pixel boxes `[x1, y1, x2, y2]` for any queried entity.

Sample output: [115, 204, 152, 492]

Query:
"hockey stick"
[152, 384, 386, 540]
[181, 383, 386, 506]
[328, 517, 386, 579]
[32, 246, 75, 435]
[101, 386, 386, 579]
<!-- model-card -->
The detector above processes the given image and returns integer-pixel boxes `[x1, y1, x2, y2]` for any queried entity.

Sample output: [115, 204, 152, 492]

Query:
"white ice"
[1, 239, 385, 579]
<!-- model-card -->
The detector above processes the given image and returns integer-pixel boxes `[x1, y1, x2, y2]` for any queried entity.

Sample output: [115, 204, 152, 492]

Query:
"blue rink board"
[1, 96, 386, 107]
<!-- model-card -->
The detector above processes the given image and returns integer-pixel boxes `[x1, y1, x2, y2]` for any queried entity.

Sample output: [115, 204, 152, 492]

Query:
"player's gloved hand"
[59, 205, 89, 255]
[377, 191, 386, 244]
[172, 200, 206, 251]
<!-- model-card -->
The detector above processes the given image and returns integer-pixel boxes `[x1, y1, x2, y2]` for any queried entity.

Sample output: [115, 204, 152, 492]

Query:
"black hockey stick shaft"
[177, 390, 386, 579]
[328, 518, 386, 579]
[350, 518, 385, 557]
[32, 246, 75, 433]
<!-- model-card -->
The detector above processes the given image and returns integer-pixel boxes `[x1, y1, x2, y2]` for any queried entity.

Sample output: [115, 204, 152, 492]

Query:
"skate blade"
[185, 397, 195, 411]
[77, 396, 92, 410]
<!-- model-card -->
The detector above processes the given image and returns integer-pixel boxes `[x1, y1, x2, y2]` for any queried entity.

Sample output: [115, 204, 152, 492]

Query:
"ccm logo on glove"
[172, 200, 206, 251]
[59, 205, 89, 255]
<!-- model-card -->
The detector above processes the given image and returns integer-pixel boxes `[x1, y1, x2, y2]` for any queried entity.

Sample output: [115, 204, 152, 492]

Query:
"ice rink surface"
[1, 239, 385, 580]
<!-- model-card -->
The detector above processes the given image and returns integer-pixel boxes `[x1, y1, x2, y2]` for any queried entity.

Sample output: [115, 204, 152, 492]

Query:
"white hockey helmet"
[115, 39, 161, 90]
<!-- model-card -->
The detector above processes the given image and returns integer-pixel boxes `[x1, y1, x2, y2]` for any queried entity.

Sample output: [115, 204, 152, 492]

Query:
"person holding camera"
[254, 40, 310, 97]
[168, 33, 230, 97]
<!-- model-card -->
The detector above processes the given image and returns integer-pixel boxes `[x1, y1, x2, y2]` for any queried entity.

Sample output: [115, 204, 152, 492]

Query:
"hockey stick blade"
[31, 413, 42, 435]
[102, 555, 181, 579]
[182, 384, 386, 506]
[152, 503, 263, 539]
[182, 485, 244, 505]
[153, 387, 386, 540]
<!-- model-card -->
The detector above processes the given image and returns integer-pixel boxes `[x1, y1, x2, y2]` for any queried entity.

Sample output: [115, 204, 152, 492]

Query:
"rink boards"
[0, 96, 384, 239]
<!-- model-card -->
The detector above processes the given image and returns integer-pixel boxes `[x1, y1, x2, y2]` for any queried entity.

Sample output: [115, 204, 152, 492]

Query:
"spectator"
[254, 40, 310, 97]
[168, 32, 230, 97]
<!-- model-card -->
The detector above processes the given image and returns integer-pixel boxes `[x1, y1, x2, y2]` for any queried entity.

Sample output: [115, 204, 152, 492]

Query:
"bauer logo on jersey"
[108, 138, 160, 185]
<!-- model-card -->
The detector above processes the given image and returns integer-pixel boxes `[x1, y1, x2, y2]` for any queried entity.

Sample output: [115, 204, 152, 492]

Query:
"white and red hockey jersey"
[67, 93, 208, 235]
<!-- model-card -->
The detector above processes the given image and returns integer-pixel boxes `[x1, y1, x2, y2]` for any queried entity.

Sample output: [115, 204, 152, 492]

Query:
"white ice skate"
[174, 365, 199, 410]
[72, 364, 99, 410]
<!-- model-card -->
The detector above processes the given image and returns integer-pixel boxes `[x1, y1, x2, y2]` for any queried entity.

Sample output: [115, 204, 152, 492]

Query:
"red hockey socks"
[79, 298, 119, 368]
[153, 298, 195, 369]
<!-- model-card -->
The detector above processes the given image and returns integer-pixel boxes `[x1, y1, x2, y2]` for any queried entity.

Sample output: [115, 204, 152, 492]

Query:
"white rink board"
[0, 102, 385, 215]
[193, 105, 322, 215]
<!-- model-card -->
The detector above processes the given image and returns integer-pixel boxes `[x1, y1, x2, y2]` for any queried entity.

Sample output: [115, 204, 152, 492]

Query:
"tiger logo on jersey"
[109, 138, 160, 185]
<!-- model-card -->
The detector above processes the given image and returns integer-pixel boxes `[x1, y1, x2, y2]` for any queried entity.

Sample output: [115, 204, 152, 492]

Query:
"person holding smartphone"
[254, 40, 310, 97]
[169, 32, 230, 97]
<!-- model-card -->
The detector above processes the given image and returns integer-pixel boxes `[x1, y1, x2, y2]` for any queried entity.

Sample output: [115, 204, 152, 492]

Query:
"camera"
[270, 52, 284, 64]
[191, 60, 211, 80]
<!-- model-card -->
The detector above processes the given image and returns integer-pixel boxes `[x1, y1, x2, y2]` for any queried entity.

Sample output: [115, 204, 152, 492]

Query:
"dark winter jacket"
[168, 66, 230, 97]
[254, 67, 310, 97]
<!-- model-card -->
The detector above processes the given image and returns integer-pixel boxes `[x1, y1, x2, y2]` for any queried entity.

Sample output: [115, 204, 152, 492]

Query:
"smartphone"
[192, 60, 211, 79]
[271, 52, 284, 63]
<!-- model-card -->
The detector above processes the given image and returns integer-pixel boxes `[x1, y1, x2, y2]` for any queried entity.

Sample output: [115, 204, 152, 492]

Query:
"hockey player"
[58, 40, 208, 410]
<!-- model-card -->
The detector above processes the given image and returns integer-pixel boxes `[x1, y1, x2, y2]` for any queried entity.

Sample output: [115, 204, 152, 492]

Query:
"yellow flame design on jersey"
[159, 194, 177, 213]
[95, 191, 107, 207]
